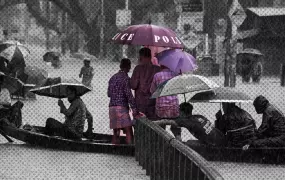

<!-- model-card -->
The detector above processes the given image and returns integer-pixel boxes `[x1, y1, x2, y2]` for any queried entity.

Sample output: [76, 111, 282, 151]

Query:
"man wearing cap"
[79, 59, 94, 88]
[243, 95, 285, 150]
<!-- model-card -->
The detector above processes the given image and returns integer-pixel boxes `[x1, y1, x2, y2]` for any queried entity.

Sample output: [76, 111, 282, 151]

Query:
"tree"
[25, 0, 178, 57]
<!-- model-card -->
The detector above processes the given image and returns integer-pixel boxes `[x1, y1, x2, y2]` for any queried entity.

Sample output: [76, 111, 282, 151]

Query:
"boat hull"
[186, 140, 285, 164]
[0, 125, 135, 156]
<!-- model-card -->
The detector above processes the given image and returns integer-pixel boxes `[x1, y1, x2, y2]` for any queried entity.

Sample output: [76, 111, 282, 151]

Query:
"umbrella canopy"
[43, 52, 61, 62]
[24, 66, 49, 85]
[189, 88, 252, 103]
[0, 71, 24, 94]
[156, 49, 197, 74]
[0, 40, 30, 61]
[151, 74, 219, 98]
[112, 24, 184, 48]
[238, 48, 263, 56]
[30, 77, 92, 98]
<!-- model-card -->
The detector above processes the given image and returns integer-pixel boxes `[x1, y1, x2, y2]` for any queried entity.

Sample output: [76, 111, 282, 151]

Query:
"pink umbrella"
[112, 24, 184, 49]
[156, 49, 197, 74]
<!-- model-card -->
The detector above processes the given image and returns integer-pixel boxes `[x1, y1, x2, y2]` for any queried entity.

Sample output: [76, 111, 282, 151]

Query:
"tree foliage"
[23, 0, 178, 56]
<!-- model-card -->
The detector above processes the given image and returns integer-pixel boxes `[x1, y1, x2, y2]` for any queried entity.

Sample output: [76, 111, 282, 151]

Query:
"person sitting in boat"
[108, 58, 144, 145]
[215, 103, 256, 147]
[154, 102, 226, 146]
[0, 74, 24, 128]
[243, 96, 285, 150]
[44, 86, 93, 140]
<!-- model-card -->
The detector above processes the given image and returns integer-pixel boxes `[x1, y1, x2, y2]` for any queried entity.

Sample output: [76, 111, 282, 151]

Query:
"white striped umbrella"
[0, 40, 30, 61]
[30, 77, 92, 99]
[151, 74, 219, 99]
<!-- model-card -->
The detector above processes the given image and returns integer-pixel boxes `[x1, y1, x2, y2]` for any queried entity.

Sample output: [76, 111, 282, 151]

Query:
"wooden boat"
[186, 140, 285, 164]
[0, 125, 135, 156]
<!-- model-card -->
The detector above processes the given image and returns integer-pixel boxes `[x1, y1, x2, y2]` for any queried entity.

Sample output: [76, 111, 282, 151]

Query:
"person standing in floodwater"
[130, 48, 160, 120]
[79, 59, 94, 88]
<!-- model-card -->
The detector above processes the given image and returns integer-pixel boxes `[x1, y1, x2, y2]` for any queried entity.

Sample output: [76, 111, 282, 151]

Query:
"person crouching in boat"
[44, 86, 93, 140]
[108, 58, 144, 144]
[243, 96, 285, 150]
[215, 103, 257, 147]
[0, 74, 23, 128]
[154, 102, 226, 146]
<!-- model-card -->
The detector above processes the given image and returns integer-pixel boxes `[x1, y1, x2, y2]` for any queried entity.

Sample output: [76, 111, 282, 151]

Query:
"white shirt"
[0, 88, 11, 108]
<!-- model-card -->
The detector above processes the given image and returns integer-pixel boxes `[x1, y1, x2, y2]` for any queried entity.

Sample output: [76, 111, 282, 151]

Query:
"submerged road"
[210, 161, 285, 180]
[0, 142, 149, 180]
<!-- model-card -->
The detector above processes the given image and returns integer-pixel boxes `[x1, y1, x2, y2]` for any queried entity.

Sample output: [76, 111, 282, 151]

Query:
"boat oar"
[0, 128, 13, 143]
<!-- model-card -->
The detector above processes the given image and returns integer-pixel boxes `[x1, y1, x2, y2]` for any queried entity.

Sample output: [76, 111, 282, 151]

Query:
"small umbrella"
[30, 77, 92, 99]
[0, 40, 30, 61]
[189, 88, 252, 103]
[24, 66, 49, 85]
[151, 74, 219, 99]
[156, 49, 197, 74]
[43, 52, 61, 62]
[112, 24, 184, 48]
[238, 48, 263, 56]
[0, 71, 24, 94]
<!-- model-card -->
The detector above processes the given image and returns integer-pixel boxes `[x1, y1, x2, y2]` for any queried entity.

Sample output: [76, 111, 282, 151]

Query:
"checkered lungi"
[156, 105, 180, 119]
[109, 106, 133, 129]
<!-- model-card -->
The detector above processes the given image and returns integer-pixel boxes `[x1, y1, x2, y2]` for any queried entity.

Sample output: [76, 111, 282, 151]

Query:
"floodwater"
[2, 46, 285, 179]
[0, 48, 149, 180]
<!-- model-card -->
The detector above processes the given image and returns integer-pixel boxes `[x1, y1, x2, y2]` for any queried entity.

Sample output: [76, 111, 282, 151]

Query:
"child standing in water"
[79, 59, 94, 88]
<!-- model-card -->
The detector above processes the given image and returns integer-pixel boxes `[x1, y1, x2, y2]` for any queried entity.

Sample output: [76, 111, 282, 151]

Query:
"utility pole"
[224, 0, 245, 87]
[122, 0, 129, 58]
[99, 0, 104, 58]
[45, 1, 51, 51]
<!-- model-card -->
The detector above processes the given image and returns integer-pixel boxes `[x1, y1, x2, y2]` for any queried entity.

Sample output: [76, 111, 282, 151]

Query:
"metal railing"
[135, 117, 224, 180]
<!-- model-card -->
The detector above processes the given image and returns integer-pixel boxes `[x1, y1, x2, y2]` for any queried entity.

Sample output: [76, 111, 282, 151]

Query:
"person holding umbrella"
[130, 48, 160, 120]
[150, 64, 181, 140]
[215, 103, 257, 147]
[30, 77, 94, 139]
[44, 86, 93, 139]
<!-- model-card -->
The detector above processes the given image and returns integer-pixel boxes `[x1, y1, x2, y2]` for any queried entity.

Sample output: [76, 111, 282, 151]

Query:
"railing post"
[281, 63, 285, 86]
[135, 118, 224, 180]
[173, 148, 180, 180]
[134, 120, 139, 161]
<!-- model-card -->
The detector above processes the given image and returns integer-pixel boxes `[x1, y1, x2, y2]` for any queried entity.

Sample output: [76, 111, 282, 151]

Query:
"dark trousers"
[45, 118, 81, 140]
[252, 135, 285, 148]
[137, 104, 157, 120]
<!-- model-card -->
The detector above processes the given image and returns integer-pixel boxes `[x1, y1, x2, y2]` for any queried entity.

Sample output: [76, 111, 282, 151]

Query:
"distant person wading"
[79, 59, 94, 88]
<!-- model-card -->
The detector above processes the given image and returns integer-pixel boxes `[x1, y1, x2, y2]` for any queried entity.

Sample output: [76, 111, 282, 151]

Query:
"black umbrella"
[30, 77, 92, 99]
[189, 87, 252, 104]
